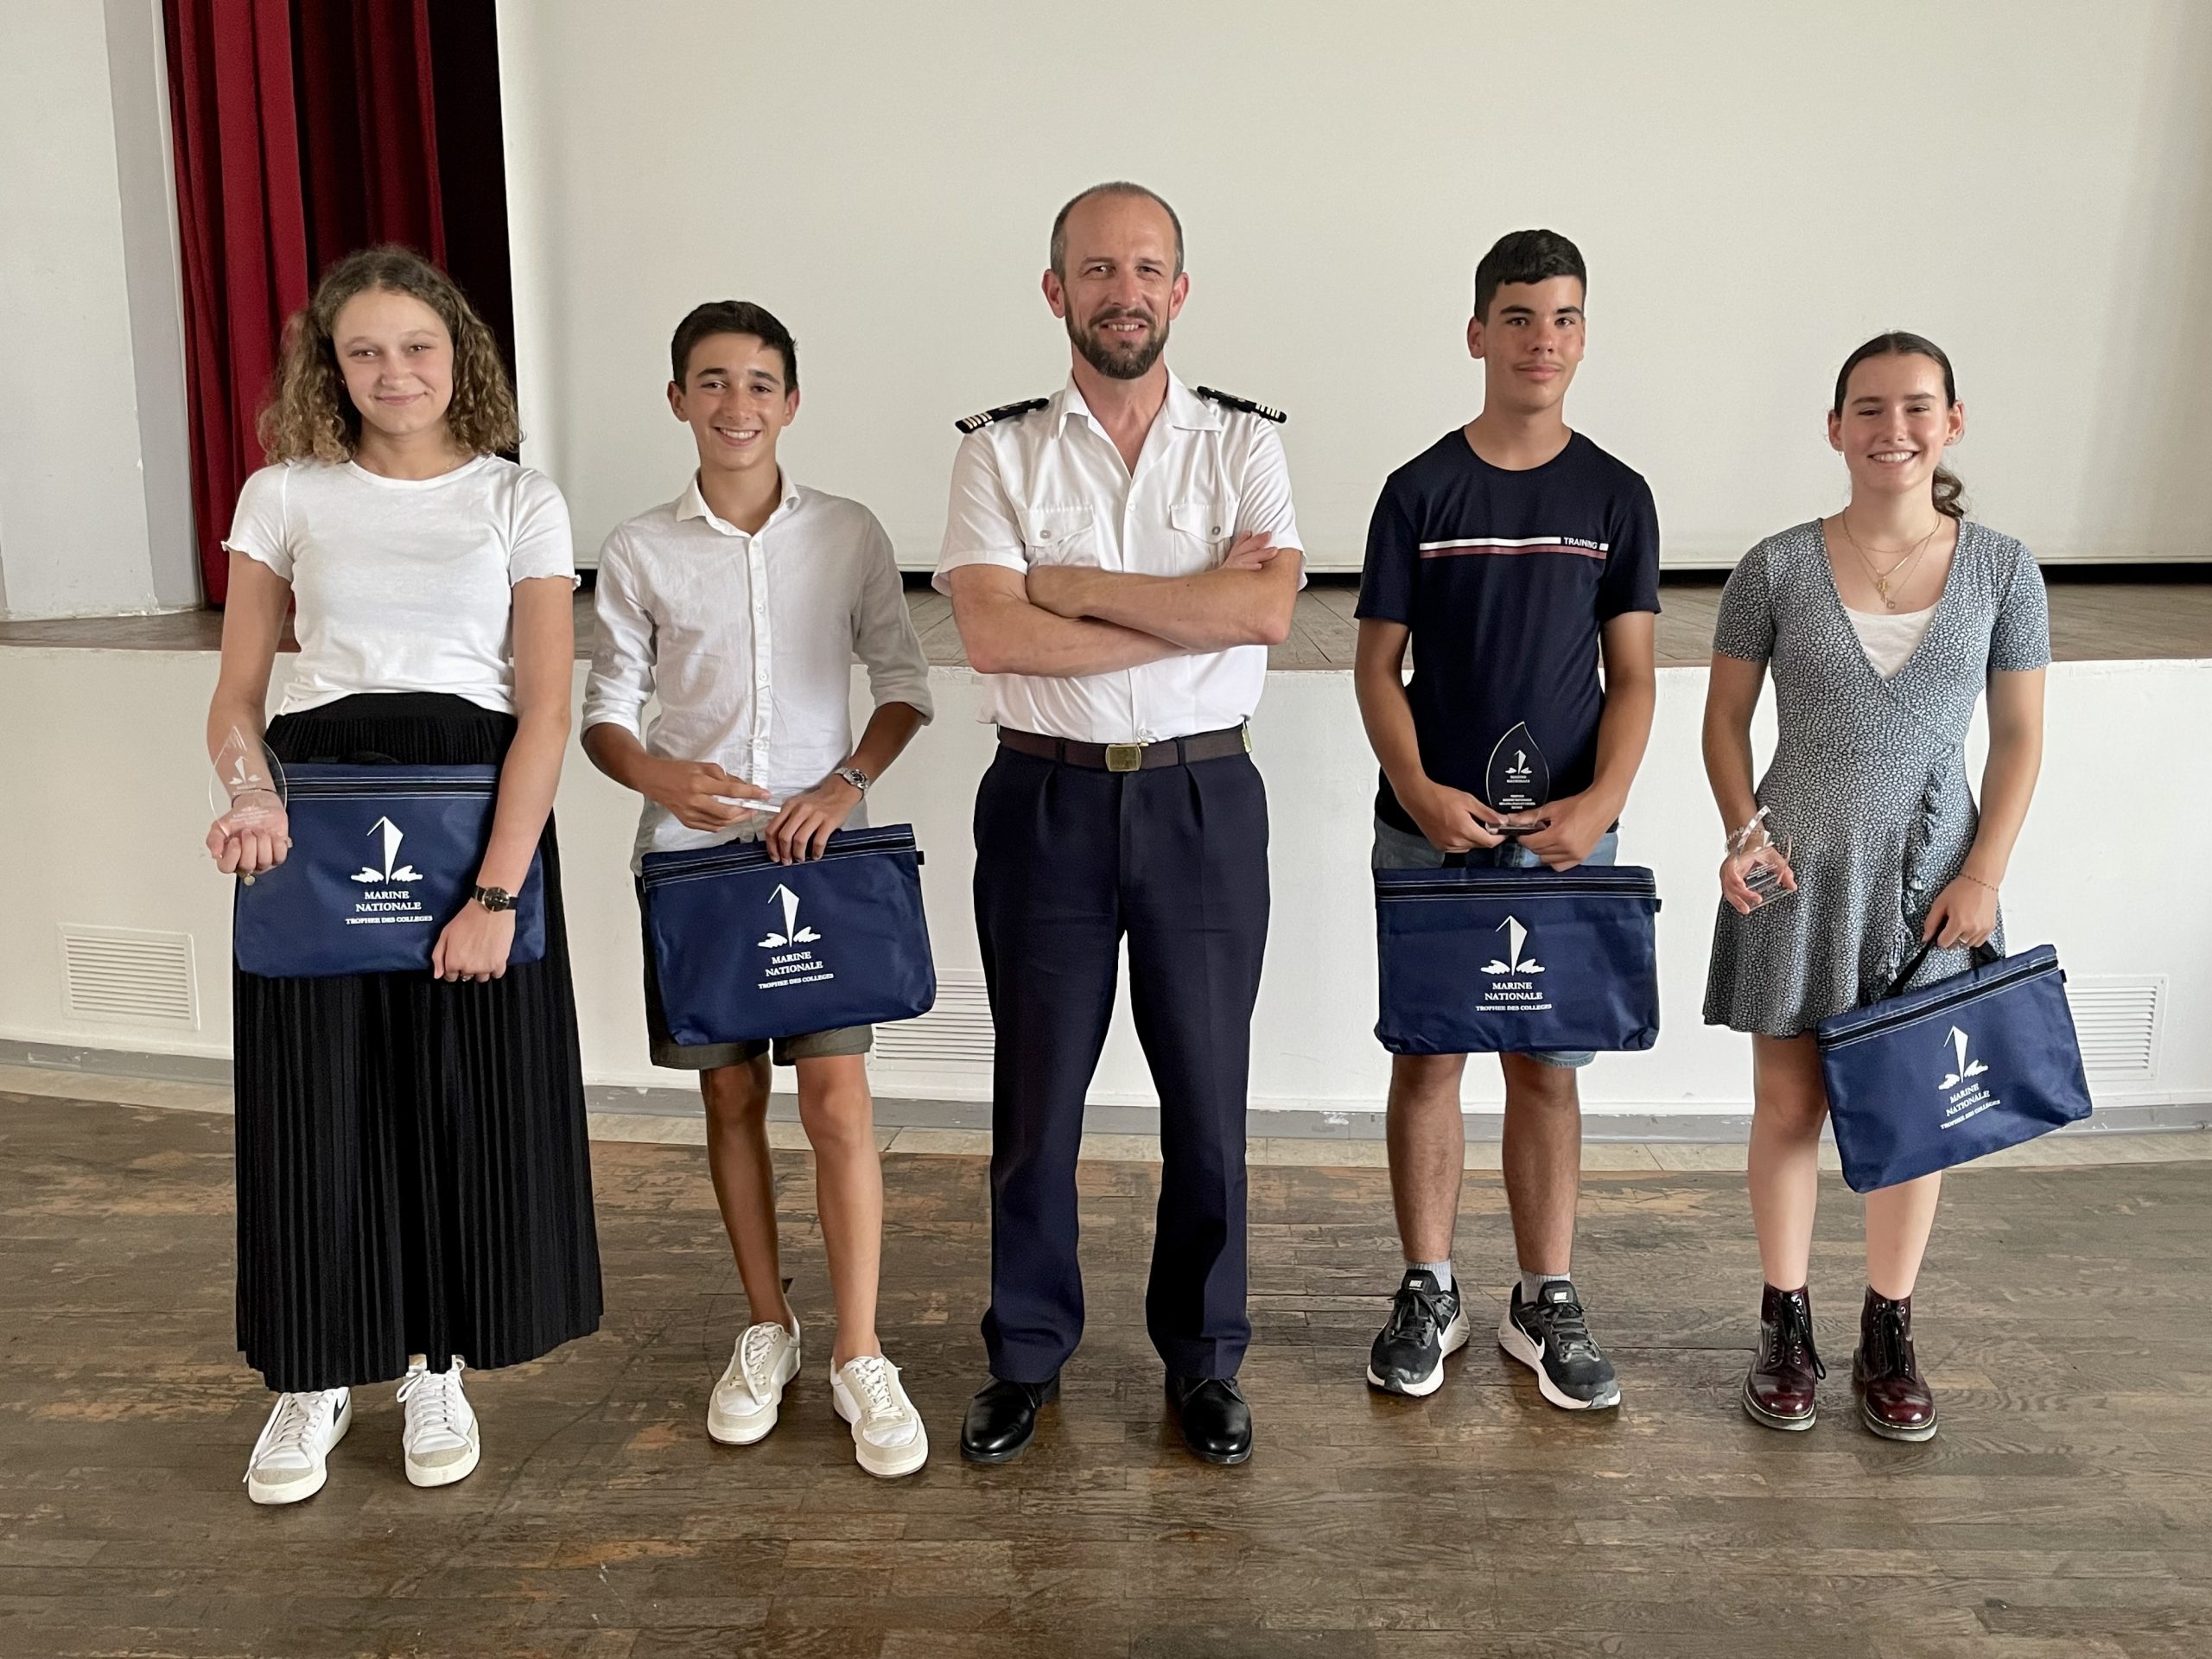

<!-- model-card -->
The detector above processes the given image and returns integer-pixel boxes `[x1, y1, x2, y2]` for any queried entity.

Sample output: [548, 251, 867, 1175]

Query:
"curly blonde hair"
[257, 245, 519, 463]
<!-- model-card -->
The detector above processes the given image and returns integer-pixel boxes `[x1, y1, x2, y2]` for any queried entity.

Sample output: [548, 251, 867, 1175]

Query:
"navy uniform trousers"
[973, 741, 1270, 1382]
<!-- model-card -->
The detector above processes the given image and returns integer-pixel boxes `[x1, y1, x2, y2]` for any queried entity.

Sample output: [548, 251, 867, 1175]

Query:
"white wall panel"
[2, 649, 2203, 1120]
[495, 1, 2212, 570]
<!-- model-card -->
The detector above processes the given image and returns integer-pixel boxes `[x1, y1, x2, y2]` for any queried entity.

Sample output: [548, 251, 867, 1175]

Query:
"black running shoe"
[1498, 1281, 1621, 1410]
[1366, 1268, 1472, 1396]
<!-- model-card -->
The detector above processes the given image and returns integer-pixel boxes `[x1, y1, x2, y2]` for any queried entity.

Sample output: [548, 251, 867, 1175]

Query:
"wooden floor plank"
[1, 1093, 2206, 1656]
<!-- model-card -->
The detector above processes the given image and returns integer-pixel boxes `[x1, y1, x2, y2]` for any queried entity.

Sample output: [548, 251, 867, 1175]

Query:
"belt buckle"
[1105, 741, 1145, 772]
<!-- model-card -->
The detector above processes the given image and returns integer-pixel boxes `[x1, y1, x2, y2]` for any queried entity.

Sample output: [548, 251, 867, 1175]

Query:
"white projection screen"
[496, 1, 2212, 571]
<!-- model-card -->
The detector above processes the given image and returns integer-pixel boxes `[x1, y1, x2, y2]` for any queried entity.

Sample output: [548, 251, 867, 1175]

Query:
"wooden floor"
[3, 569, 2209, 670]
[5, 1090, 2209, 1657]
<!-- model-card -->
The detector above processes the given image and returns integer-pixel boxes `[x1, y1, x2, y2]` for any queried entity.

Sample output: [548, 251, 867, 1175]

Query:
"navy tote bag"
[232, 765, 546, 978]
[1374, 863, 1662, 1056]
[1815, 940, 2093, 1193]
[639, 823, 936, 1046]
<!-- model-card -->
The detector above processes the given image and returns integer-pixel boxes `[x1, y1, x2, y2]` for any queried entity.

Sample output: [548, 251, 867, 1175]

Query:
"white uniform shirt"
[933, 372, 1302, 742]
[583, 474, 933, 869]
[226, 455, 576, 716]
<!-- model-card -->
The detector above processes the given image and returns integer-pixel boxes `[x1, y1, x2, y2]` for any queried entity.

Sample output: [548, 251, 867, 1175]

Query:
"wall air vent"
[58, 926, 198, 1029]
[872, 970, 994, 1068]
[2064, 976, 2162, 1079]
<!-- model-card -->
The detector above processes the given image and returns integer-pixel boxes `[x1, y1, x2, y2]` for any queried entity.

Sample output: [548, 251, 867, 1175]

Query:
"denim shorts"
[1370, 815, 1621, 1069]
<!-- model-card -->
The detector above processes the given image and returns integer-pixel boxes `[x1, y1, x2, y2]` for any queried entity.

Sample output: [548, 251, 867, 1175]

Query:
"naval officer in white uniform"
[935, 181, 1304, 1466]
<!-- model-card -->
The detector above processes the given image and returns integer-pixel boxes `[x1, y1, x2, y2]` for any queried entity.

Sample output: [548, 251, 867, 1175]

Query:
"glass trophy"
[1741, 840, 1795, 905]
[1483, 721, 1551, 837]
[208, 727, 288, 885]
[1730, 805, 1796, 908]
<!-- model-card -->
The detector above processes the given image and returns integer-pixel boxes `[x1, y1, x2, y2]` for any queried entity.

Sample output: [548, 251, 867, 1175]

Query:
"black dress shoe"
[958, 1374, 1058, 1463]
[1166, 1374, 1253, 1465]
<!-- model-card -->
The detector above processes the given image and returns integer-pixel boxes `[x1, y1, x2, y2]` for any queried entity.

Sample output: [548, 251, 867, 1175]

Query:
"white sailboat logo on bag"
[351, 817, 423, 884]
[759, 884, 822, 950]
[1938, 1026, 1990, 1090]
[1482, 915, 1543, 976]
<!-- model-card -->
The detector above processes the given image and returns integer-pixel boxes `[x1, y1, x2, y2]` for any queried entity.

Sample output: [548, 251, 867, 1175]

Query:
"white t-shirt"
[225, 456, 577, 715]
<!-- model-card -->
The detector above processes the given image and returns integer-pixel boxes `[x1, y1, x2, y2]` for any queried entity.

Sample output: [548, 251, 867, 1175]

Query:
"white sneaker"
[397, 1358, 480, 1488]
[244, 1388, 351, 1505]
[830, 1353, 929, 1478]
[708, 1318, 802, 1445]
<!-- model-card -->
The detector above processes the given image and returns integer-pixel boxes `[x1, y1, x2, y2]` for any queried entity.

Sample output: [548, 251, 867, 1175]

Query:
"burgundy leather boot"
[1852, 1287, 1938, 1441]
[1741, 1284, 1823, 1431]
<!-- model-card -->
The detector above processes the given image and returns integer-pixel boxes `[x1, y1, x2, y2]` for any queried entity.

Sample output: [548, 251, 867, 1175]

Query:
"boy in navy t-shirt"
[1353, 229, 1660, 1412]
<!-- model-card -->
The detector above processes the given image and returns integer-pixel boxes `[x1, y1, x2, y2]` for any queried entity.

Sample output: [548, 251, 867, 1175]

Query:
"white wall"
[496, 0, 2212, 571]
[2, 648, 2204, 1121]
[0, 0, 197, 619]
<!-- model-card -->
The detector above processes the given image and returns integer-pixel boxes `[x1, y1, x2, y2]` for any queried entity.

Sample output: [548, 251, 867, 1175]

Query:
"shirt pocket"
[1168, 499, 1237, 568]
[1015, 503, 1099, 565]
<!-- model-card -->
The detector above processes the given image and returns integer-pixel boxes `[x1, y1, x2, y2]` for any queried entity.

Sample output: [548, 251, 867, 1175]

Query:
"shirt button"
[1211, 524, 1222, 536]
[1039, 528, 1054, 542]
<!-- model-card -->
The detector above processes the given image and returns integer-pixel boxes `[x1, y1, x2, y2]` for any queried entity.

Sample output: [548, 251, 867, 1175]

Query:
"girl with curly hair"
[204, 245, 601, 1504]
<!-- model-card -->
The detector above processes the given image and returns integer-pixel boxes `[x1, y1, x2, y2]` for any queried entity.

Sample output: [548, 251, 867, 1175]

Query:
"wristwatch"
[833, 766, 872, 794]
[472, 884, 518, 912]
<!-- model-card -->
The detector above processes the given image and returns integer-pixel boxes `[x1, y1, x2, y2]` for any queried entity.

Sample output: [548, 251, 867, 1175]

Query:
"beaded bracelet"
[1956, 871, 2000, 893]
[1726, 805, 1773, 858]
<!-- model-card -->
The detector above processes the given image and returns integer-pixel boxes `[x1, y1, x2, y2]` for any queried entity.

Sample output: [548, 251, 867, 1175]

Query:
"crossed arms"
[945, 533, 1302, 677]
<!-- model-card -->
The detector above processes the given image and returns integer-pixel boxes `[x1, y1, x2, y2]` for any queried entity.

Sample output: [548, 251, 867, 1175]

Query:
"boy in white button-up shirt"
[582, 302, 934, 1478]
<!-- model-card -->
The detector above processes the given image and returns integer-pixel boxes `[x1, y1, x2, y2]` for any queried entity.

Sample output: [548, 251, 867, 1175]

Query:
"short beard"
[1068, 308, 1168, 380]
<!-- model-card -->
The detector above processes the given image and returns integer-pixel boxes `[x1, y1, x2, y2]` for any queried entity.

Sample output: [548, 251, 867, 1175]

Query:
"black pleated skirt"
[232, 693, 602, 1392]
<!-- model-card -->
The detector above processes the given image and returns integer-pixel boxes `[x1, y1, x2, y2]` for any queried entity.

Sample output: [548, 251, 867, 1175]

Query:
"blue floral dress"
[1702, 518, 2050, 1037]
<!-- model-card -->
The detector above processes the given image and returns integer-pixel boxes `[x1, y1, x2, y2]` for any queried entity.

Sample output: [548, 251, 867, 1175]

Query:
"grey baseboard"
[3, 1039, 234, 1085]
[9, 1038, 2207, 1143]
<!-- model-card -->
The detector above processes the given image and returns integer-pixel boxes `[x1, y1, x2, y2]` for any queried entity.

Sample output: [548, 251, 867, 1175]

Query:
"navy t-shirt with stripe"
[1356, 429, 1662, 837]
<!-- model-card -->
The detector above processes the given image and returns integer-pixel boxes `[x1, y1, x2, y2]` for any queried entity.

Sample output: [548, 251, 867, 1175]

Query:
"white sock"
[1520, 1268, 1572, 1303]
[1412, 1259, 1453, 1293]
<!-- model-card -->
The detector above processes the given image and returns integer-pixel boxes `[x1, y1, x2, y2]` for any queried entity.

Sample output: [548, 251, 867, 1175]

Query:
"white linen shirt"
[583, 473, 933, 869]
[933, 372, 1302, 743]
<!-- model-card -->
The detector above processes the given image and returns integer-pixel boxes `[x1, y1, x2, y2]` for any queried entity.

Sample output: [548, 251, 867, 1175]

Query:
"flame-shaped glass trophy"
[1482, 721, 1551, 838]
[208, 727, 288, 885]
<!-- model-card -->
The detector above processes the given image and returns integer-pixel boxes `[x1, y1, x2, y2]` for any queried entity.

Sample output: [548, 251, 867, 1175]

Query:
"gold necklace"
[1840, 515, 1941, 611]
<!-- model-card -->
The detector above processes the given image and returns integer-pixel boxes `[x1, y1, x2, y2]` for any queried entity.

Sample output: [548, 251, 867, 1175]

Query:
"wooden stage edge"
[3, 568, 2211, 670]
[3, 1088, 2208, 1658]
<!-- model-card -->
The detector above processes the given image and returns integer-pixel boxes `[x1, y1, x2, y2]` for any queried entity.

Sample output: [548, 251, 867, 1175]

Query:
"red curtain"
[294, 1, 445, 273]
[163, 0, 447, 605]
[164, 1, 308, 607]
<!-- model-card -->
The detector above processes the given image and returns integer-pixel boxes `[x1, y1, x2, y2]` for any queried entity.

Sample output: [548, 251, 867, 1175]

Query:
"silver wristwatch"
[833, 766, 871, 794]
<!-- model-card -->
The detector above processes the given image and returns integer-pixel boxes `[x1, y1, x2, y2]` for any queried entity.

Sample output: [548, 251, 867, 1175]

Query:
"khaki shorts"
[637, 884, 872, 1071]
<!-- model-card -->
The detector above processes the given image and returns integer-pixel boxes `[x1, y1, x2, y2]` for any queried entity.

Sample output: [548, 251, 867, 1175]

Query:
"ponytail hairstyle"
[257, 244, 518, 464]
[1830, 331, 1967, 520]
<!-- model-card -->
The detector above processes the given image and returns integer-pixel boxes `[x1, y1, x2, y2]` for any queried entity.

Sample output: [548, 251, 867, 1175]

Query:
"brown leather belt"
[997, 724, 1251, 772]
